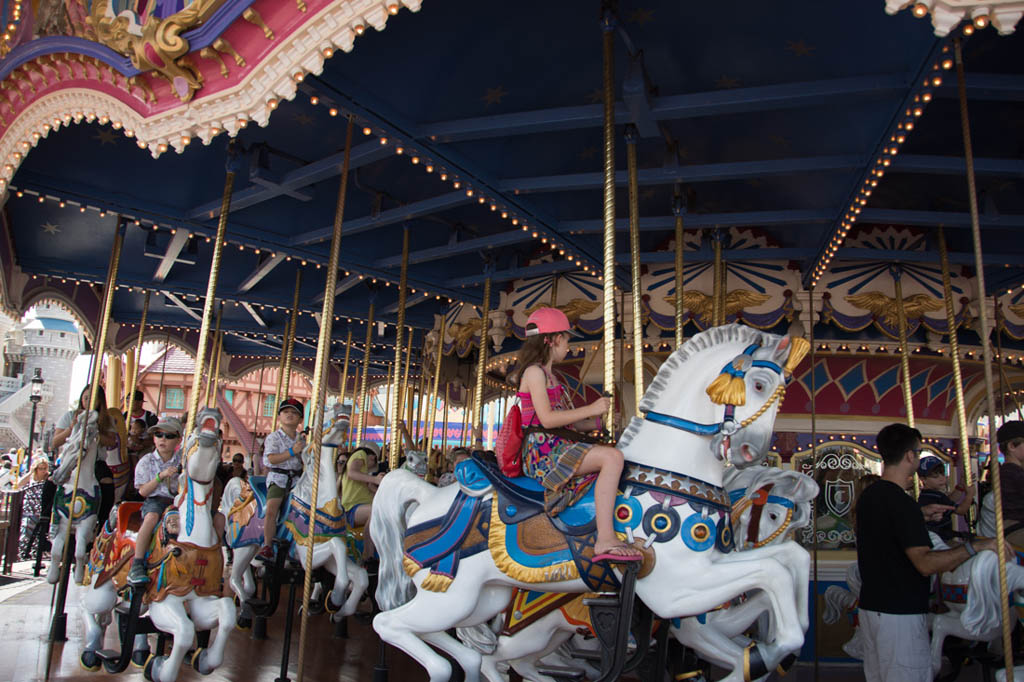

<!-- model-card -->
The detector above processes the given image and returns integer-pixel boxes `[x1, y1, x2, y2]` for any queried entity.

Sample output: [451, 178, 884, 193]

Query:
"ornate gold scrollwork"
[88, 1, 228, 103]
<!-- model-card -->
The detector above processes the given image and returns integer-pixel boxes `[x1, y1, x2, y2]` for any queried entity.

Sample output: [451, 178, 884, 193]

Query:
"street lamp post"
[27, 368, 43, 470]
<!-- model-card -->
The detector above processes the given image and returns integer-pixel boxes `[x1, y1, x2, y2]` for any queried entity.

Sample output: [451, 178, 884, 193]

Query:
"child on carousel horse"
[257, 398, 307, 562]
[128, 416, 184, 585]
[514, 307, 642, 563]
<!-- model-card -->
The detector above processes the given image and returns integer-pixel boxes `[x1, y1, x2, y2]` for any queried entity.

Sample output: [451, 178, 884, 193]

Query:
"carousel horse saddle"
[460, 453, 596, 536]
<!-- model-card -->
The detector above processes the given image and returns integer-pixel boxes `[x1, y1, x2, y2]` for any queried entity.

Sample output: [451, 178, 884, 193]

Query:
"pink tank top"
[518, 365, 565, 427]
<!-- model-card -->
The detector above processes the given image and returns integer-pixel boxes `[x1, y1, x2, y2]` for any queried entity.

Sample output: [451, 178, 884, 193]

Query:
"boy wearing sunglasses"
[128, 416, 183, 585]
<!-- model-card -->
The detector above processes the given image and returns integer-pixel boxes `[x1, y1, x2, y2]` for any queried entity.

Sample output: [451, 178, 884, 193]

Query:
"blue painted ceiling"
[4, 0, 1024, 366]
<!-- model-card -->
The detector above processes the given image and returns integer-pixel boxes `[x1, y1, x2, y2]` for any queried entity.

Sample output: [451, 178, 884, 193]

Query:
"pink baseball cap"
[525, 307, 580, 337]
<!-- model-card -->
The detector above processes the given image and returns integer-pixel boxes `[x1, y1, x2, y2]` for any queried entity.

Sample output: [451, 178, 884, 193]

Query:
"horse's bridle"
[643, 342, 790, 452]
[730, 484, 797, 548]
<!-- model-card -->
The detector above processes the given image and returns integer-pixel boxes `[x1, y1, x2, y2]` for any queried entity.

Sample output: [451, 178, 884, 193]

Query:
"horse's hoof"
[191, 648, 212, 675]
[743, 642, 769, 682]
[80, 650, 100, 672]
[776, 653, 798, 676]
[131, 648, 151, 669]
[235, 614, 252, 630]
[143, 654, 158, 682]
[324, 589, 340, 616]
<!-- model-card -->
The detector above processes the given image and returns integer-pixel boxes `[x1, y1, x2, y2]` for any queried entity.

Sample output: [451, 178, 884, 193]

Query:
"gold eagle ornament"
[524, 299, 601, 325]
[845, 291, 943, 327]
[663, 290, 771, 321]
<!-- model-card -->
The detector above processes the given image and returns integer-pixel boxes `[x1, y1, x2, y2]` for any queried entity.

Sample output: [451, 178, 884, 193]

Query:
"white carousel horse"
[222, 408, 368, 621]
[458, 465, 818, 682]
[371, 324, 811, 682]
[79, 407, 236, 682]
[822, 562, 864, 659]
[48, 410, 101, 585]
[931, 530, 1024, 678]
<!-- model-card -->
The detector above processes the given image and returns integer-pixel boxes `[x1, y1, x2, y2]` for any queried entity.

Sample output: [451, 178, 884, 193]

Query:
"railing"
[0, 488, 24, 574]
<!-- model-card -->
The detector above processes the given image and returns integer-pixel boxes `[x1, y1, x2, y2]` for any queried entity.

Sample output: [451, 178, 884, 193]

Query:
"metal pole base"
[50, 612, 67, 643]
[333, 616, 348, 639]
[373, 642, 389, 682]
[252, 614, 268, 641]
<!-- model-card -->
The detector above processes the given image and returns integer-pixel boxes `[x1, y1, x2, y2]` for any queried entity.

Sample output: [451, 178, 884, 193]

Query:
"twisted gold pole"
[427, 314, 448, 455]
[956, 38, 1013, 680]
[389, 227, 410, 469]
[472, 277, 491, 446]
[600, 13, 617, 433]
[274, 269, 303, 431]
[338, 330, 352, 449]
[673, 193, 685, 348]
[400, 327, 414, 438]
[442, 383, 450, 451]
[625, 125, 644, 417]
[808, 284, 820, 681]
[125, 290, 151, 419]
[355, 304, 375, 443]
[938, 227, 975, 531]
[46, 219, 125, 681]
[185, 168, 235, 439]
[416, 357, 428, 445]
[204, 303, 223, 408]
[893, 269, 919, 499]
[270, 316, 290, 432]
[296, 115, 354, 682]
[712, 234, 724, 327]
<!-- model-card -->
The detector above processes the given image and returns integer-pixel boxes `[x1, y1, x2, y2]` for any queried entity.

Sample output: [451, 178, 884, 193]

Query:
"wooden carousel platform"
[0, 564, 993, 682]
[1, 567, 427, 682]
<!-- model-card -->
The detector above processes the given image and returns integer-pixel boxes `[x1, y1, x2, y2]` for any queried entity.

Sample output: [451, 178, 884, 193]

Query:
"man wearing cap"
[257, 398, 307, 561]
[916, 456, 974, 543]
[856, 423, 1011, 682]
[128, 416, 184, 585]
[993, 420, 1024, 530]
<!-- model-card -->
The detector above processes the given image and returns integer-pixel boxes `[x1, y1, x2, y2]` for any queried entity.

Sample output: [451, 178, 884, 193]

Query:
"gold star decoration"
[482, 85, 508, 107]
[93, 129, 118, 146]
[579, 146, 597, 160]
[293, 113, 314, 126]
[627, 8, 655, 25]
[715, 75, 740, 89]
[785, 40, 816, 57]
[587, 88, 603, 104]
[41, 222, 60, 235]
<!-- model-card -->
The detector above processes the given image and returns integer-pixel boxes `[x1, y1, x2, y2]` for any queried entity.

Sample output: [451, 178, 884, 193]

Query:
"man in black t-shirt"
[855, 423, 1009, 682]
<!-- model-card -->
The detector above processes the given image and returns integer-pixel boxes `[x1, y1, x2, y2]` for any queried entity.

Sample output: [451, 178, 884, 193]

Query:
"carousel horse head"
[183, 408, 223, 485]
[52, 410, 100, 486]
[625, 324, 809, 467]
[402, 449, 428, 478]
[321, 404, 352, 449]
[726, 466, 819, 550]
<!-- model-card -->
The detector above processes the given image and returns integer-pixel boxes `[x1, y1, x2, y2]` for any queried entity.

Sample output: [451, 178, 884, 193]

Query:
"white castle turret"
[0, 302, 82, 450]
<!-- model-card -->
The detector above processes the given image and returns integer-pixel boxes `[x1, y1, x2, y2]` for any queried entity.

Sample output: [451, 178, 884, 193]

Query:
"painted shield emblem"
[825, 479, 854, 517]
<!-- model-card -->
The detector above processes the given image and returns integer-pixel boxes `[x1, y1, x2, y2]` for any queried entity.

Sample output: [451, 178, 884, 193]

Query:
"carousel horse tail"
[455, 616, 501, 656]
[370, 469, 436, 611]
[962, 550, 1024, 634]
[822, 584, 857, 626]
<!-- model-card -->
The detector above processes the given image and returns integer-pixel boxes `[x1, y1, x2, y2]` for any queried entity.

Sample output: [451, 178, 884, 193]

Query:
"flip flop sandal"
[593, 546, 644, 563]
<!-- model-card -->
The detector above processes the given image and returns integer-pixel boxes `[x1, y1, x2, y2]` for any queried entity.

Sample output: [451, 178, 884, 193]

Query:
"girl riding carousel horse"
[514, 307, 641, 563]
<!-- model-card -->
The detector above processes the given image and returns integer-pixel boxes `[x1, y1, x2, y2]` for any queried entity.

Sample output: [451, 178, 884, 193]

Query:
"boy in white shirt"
[256, 399, 306, 561]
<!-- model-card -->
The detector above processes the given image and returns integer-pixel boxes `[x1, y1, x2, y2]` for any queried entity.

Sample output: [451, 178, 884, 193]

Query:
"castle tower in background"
[0, 302, 82, 449]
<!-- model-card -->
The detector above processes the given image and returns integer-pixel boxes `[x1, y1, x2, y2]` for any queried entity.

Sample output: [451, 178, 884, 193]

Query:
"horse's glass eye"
[754, 381, 765, 392]
[768, 512, 778, 521]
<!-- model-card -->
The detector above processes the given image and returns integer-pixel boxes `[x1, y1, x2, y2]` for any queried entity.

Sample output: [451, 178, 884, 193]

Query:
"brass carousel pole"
[892, 266, 920, 499]
[337, 329, 353, 433]
[712, 230, 725, 327]
[938, 227, 975, 530]
[625, 124, 644, 416]
[388, 227, 410, 469]
[124, 290, 151, 420]
[46, 219, 126, 678]
[271, 315, 292, 431]
[204, 303, 223, 407]
[673, 190, 685, 348]
[955, 36, 1013, 679]
[253, 359, 267, 470]
[355, 305, 375, 444]
[156, 331, 171, 412]
[442, 383, 450, 450]
[416, 359, 428, 446]
[460, 385, 472, 447]
[274, 269, 303, 431]
[400, 327, 414, 439]
[600, 5, 617, 434]
[426, 314, 448, 457]
[296, 114, 354, 682]
[184, 158, 236, 438]
[472, 277, 491, 446]
[808, 285, 819, 682]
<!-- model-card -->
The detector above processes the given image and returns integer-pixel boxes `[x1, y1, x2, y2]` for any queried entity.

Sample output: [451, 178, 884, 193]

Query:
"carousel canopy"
[0, 0, 1020, 375]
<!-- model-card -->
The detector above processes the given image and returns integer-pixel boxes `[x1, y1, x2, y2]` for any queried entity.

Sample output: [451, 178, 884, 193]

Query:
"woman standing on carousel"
[514, 307, 642, 562]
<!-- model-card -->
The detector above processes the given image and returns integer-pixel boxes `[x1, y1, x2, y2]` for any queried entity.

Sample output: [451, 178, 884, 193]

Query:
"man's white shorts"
[859, 609, 931, 682]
